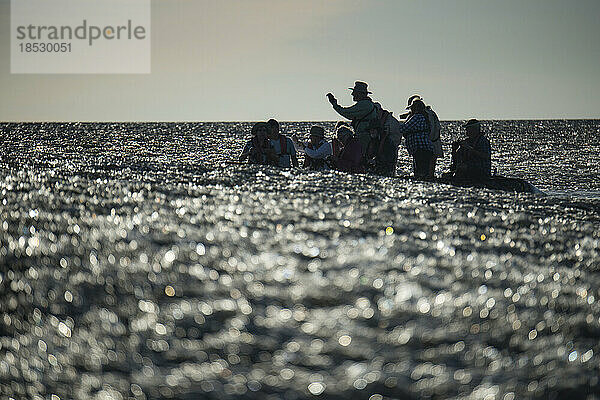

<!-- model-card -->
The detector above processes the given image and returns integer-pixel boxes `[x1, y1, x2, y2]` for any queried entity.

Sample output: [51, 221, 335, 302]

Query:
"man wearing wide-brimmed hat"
[327, 81, 379, 157]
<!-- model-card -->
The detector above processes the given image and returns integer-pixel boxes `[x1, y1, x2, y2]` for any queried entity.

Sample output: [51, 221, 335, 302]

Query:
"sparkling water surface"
[0, 121, 599, 399]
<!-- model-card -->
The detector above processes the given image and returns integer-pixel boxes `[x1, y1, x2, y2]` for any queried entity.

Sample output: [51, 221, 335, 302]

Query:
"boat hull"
[436, 175, 543, 194]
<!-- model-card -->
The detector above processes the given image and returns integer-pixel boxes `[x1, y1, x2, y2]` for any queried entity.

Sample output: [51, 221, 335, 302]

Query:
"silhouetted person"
[397, 99, 434, 179]
[266, 119, 298, 168]
[333, 126, 364, 173]
[403, 95, 443, 178]
[293, 126, 333, 171]
[327, 81, 379, 157]
[239, 122, 270, 164]
[399, 95, 423, 119]
[449, 119, 491, 179]
[371, 103, 399, 176]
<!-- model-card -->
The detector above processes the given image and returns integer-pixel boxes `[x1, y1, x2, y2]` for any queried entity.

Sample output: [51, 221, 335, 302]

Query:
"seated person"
[332, 121, 351, 154]
[239, 122, 270, 164]
[448, 119, 491, 179]
[293, 125, 333, 171]
[333, 126, 364, 173]
[363, 118, 381, 164]
[266, 119, 298, 168]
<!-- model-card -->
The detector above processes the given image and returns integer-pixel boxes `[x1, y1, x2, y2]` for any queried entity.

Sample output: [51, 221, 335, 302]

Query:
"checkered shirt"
[401, 114, 434, 155]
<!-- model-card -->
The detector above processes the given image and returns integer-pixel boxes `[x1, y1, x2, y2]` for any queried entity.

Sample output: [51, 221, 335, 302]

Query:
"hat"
[251, 122, 269, 135]
[309, 126, 325, 138]
[406, 95, 423, 109]
[348, 81, 372, 94]
[407, 98, 425, 111]
[463, 119, 481, 128]
[406, 94, 422, 109]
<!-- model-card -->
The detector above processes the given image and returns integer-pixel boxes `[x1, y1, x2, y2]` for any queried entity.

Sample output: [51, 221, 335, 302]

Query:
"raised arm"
[327, 93, 373, 121]
[304, 142, 333, 159]
[463, 137, 491, 160]
[332, 102, 374, 121]
[239, 142, 252, 162]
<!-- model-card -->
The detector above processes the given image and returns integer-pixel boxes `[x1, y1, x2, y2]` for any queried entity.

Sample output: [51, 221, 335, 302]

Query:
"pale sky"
[1, 0, 599, 121]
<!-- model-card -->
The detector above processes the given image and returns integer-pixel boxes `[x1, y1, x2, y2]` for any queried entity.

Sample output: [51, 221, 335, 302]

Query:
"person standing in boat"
[397, 99, 434, 179]
[327, 81, 379, 157]
[266, 119, 298, 168]
[239, 122, 270, 164]
[293, 125, 333, 171]
[449, 119, 491, 179]
[333, 125, 364, 173]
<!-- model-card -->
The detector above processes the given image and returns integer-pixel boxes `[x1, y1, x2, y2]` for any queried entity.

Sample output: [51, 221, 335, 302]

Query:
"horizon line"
[1, 118, 599, 123]
[0, 117, 600, 124]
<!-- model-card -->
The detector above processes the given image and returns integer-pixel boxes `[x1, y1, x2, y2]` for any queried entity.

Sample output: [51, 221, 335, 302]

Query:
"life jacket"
[279, 135, 287, 155]
[273, 135, 294, 167]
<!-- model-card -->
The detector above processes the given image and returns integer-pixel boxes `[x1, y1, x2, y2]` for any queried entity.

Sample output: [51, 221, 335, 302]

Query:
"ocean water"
[0, 120, 599, 400]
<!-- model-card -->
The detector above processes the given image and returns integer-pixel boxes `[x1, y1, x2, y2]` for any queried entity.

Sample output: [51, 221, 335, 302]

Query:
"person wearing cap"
[333, 125, 364, 173]
[397, 99, 434, 178]
[399, 94, 422, 119]
[402, 95, 443, 178]
[293, 125, 333, 171]
[449, 119, 491, 179]
[239, 122, 271, 164]
[266, 118, 298, 168]
[327, 81, 379, 156]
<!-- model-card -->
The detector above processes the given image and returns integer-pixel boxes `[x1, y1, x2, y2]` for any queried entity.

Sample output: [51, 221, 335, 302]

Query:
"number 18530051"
[19, 42, 72, 53]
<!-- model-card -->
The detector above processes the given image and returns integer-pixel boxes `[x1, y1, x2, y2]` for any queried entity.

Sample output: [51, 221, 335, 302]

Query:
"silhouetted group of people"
[239, 81, 492, 180]
[239, 119, 298, 168]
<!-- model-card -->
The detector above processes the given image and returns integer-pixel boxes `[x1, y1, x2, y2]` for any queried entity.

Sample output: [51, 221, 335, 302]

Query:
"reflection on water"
[547, 190, 600, 199]
[0, 121, 599, 399]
